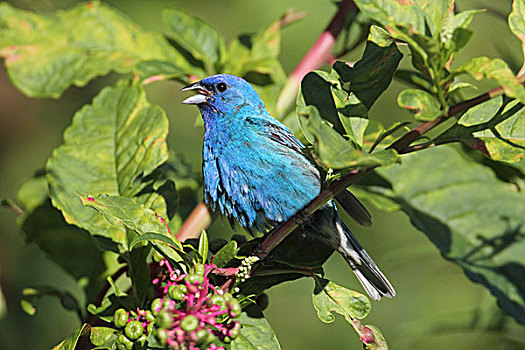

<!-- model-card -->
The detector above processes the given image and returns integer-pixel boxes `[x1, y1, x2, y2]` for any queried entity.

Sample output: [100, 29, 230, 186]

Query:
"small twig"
[85, 266, 128, 324]
[0, 198, 24, 216]
[175, 201, 212, 242]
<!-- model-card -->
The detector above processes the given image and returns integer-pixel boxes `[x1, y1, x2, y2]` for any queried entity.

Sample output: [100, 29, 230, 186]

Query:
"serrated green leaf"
[456, 57, 525, 104]
[80, 194, 182, 251]
[458, 96, 503, 126]
[378, 146, 525, 324]
[398, 89, 442, 121]
[353, 0, 428, 36]
[47, 81, 171, 247]
[231, 308, 281, 350]
[0, 2, 192, 98]
[163, 9, 226, 70]
[312, 278, 371, 324]
[89, 327, 116, 347]
[509, 0, 525, 74]
[213, 241, 238, 268]
[367, 25, 393, 47]
[198, 230, 208, 263]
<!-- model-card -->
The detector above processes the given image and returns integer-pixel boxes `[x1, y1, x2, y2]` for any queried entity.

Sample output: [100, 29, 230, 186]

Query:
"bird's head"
[181, 74, 265, 117]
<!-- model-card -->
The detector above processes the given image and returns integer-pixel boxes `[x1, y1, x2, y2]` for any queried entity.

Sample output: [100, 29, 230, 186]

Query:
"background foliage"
[0, 0, 524, 349]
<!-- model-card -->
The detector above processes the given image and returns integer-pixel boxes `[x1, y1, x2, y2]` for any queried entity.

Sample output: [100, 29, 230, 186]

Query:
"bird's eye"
[216, 82, 227, 92]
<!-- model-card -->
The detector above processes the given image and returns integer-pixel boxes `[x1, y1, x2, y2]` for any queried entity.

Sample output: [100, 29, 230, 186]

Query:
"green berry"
[222, 293, 233, 302]
[156, 310, 173, 329]
[113, 308, 128, 328]
[229, 300, 242, 317]
[124, 320, 144, 340]
[117, 334, 133, 350]
[209, 294, 226, 308]
[229, 327, 240, 339]
[180, 315, 199, 332]
[168, 285, 185, 301]
[184, 273, 204, 285]
[156, 328, 168, 346]
[223, 335, 232, 343]
[195, 328, 211, 345]
[150, 298, 163, 315]
[176, 284, 188, 294]
[193, 263, 205, 275]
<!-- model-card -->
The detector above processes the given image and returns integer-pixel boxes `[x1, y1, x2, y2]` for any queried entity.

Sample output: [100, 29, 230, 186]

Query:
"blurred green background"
[0, 0, 524, 349]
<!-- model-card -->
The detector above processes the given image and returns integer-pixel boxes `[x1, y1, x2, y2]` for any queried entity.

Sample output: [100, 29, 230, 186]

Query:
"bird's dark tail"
[335, 219, 396, 301]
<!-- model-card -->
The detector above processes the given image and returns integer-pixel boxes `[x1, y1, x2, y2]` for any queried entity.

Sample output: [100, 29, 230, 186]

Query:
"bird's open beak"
[181, 81, 210, 105]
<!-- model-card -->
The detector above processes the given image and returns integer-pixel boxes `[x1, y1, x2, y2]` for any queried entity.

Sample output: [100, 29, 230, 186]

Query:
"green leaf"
[437, 99, 525, 163]
[378, 146, 525, 324]
[312, 278, 371, 323]
[162, 9, 226, 70]
[89, 327, 116, 347]
[0, 2, 192, 98]
[53, 324, 90, 350]
[16, 173, 48, 212]
[231, 307, 281, 350]
[353, 0, 429, 36]
[509, 0, 525, 74]
[129, 232, 181, 252]
[80, 194, 182, 251]
[47, 81, 171, 247]
[213, 241, 238, 268]
[21, 286, 80, 316]
[333, 42, 402, 110]
[458, 96, 503, 126]
[456, 57, 525, 104]
[299, 105, 398, 170]
[398, 89, 442, 121]
[198, 230, 209, 263]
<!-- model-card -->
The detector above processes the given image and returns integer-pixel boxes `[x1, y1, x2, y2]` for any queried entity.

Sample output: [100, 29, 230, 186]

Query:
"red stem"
[176, 201, 212, 242]
[275, 0, 358, 115]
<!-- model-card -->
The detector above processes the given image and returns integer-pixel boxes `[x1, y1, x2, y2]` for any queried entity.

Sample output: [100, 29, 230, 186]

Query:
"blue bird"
[182, 74, 395, 300]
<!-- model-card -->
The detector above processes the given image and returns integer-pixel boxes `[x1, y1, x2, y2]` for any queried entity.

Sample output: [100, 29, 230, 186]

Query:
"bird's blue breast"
[202, 107, 321, 232]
